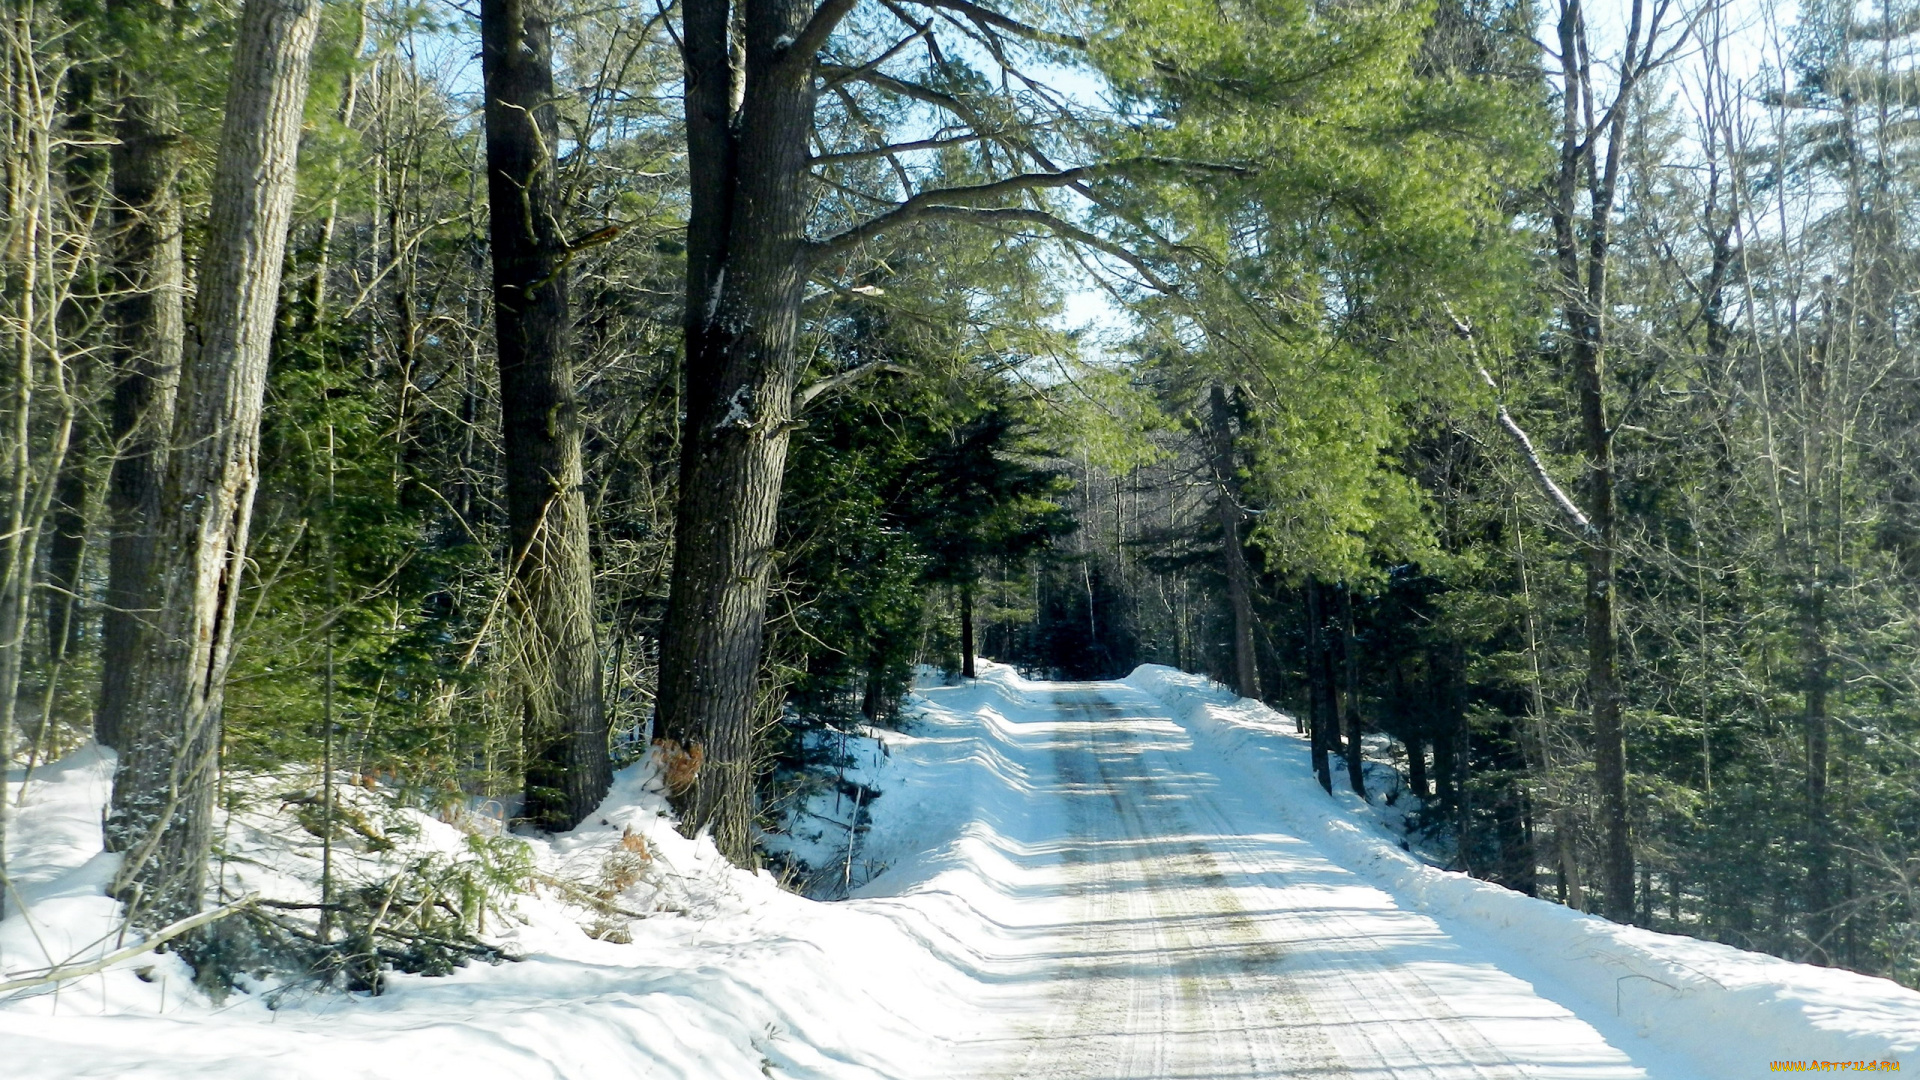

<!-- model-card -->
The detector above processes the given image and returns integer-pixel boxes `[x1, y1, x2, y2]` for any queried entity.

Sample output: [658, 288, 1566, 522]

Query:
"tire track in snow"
[995, 685, 1538, 1080]
[1002, 691, 1349, 1078]
[1082, 686, 1532, 1080]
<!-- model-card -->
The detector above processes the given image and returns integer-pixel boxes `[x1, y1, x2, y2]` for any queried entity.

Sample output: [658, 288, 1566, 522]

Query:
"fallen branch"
[530, 870, 656, 922]
[249, 906, 519, 964]
[0, 894, 258, 995]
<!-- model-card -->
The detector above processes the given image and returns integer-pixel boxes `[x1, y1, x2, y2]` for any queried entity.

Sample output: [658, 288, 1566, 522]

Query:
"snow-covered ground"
[3, 663, 1916, 1078]
[1116, 665, 1920, 1078]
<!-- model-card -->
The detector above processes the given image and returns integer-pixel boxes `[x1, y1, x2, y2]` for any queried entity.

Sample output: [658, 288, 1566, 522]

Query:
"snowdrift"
[1122, 663, 1920, 1077]
[0, 736, 993, 1080]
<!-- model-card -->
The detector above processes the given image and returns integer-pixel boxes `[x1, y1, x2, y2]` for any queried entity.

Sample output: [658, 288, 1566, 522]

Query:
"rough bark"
[1432, 697, 1455, 808]
[861, 664, 883, 720]
[97, 83, 184, 753]
[1496, 760, 1537, 896]
[656, 0, 823, 866]
[479, 0, 610, 832]
[104, 0, 321, 927]
[656, 0, 1133, 864]
[1207, 384, 1258, 699]
[1450, 639, 1472, 873]
[1573, 322, 1632, 920]
[1803, 577, 1833, 959]
[1406, 735, 1429, 799]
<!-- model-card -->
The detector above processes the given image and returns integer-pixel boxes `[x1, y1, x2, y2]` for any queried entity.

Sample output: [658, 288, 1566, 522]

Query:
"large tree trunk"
[97, 84, 184, 753]
[104, 0, 321, 927]
[479, 0, 609, 832]
[1208, 384, 1259, 699]
[1802, 573, 1833, 959]
[655, 0, 819, 866]
[1573, 323, 1633, 920]
[1450, 639, 1472, 873]
[1406, 736, 1429, 799]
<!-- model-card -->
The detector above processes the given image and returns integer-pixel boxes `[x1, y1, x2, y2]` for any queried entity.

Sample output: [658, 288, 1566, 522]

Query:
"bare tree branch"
[1449, 309, 1594, 534]
[819, 23, 927, 89]
[794, 360, 913, 410]
[812, 133, 982, 164]
[905, 0, 1087, 48]
[822, 64, 998, 124]
[782, 0, 860, 71]
[809, 158, 1245, 260]
[813, 202, 1175, 292]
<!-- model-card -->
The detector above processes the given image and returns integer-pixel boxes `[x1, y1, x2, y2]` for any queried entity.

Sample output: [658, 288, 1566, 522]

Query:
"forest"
[0, 0, 1916, 1001]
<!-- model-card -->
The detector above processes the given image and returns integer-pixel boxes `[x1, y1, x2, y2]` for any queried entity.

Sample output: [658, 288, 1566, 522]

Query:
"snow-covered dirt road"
[5, 662, 1917, 1079]
[921, 681, 1655, 1080]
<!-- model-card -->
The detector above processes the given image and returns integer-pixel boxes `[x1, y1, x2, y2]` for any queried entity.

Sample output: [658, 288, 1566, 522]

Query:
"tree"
[98, 17, 186, 753]
[1544, 0, 1675, 924]
[654, 0, 1511, 863]
[0, 0, 87, 919]
[657, 0, 1182, 861]
[1208, 383, 1258, 699]
[479, 0, 610, 832]
[105, 0, 322, 927]
[905, 406, 1072, 677]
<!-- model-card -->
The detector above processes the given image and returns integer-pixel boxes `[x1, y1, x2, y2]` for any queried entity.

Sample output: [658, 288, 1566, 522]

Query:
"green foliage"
[777, 369, 1072, 717]
[1084, 0, 1547, 586]
[18, 0, 1919, 1003]
[226, 305, 491, 788]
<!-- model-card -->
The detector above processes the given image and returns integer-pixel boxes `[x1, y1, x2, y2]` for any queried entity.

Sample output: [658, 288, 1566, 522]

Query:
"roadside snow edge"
[1122, 663, 1920, 1077]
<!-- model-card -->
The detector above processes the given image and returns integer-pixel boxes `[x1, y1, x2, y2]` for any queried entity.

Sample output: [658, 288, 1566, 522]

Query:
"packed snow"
[2, 662, 1914, 1078]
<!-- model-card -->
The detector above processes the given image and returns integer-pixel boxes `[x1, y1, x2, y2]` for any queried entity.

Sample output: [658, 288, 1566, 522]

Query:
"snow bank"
[15, 660, 1908, 1078]
[1, 737, 997, 1079]
[1123, 663, 1920, 1076]
[760, 721, 897, 895]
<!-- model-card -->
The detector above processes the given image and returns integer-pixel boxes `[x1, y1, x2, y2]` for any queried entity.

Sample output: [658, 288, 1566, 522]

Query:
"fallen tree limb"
[0, 894, 258, 995]
[529, 870, 656, 922]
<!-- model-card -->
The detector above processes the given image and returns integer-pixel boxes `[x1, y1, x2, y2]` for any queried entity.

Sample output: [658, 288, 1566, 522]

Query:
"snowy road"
[6, 665, 1915, 1079]
[919, 680, 1663, 1080]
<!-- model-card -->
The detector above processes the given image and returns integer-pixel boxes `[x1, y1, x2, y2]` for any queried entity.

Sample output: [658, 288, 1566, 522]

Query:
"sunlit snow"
[3, 663, 1915, 1078]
